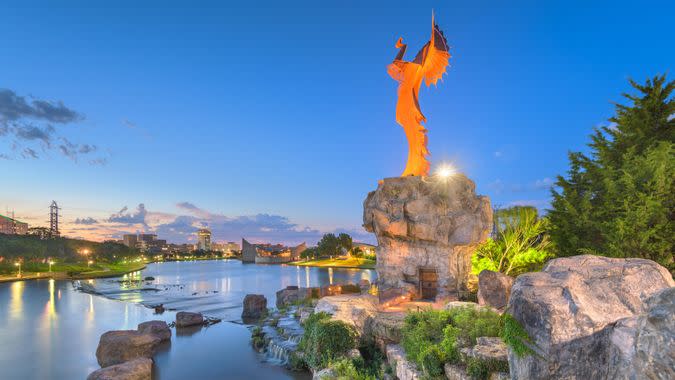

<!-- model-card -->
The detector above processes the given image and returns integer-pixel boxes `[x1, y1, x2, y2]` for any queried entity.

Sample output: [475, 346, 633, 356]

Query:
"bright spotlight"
[435, 163, 457, 179]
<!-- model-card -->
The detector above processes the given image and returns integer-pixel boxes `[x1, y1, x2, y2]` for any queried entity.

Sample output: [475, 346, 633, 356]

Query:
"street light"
[14, 262, 21, 278]
[88, 260, 94, 268]
[49, 261, 55, 273]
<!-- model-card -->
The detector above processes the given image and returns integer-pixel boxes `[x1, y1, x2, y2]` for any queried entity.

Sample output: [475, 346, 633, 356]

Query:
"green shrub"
[466, 357, 509, 380]
[419, 344, 445, 378]
[402, 307, 506, 378]
[329, 357, 377, 380]
[288, 351, 308, 371]
[250, 326, 265, 350]
[300, 312, 357, 369]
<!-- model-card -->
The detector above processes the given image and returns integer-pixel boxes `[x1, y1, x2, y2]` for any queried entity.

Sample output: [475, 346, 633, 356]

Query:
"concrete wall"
[241, 238, 257, 263]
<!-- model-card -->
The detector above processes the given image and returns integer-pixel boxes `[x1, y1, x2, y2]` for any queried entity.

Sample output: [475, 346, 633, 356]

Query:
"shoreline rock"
[95, 330, 161, 367]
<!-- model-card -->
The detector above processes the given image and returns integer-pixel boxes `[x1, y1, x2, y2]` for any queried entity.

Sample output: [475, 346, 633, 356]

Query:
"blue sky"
[1, 0, 673, 244]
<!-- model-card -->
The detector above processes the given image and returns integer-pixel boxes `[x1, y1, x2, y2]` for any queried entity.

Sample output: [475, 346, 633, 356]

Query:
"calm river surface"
[0, 259, 376, 380]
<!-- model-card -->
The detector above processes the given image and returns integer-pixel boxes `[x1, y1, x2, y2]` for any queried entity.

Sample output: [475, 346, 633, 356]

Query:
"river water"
[0, 259, 376, 380]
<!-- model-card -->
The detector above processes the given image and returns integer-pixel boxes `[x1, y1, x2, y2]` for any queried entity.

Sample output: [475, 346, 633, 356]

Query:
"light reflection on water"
[0, 260, 375, 380]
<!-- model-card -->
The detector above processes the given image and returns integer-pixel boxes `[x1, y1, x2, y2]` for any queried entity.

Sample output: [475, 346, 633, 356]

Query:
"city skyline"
[2, 1, 673, 245]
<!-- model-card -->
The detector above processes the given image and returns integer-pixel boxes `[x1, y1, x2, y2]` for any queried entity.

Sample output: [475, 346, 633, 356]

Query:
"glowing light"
[435, 163, 457, 179]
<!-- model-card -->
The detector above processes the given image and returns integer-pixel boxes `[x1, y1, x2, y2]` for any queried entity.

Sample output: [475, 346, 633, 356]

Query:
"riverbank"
[289, 257, 375, 269]
[0, 262, 147, 283]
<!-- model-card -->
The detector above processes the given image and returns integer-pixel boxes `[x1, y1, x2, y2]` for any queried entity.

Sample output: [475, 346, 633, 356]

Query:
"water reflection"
[9, 281, 24, 320]
[0, 261, 374, 380]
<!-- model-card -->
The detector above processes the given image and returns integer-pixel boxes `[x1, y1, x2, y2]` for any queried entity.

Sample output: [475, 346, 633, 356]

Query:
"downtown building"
[0, 214, 29, 235]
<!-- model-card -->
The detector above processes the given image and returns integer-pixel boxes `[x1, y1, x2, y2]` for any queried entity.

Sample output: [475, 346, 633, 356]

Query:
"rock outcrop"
[507, 255, 674, 380]
[86, 357, 153, 380]
[477, 270, 513, 312]
[461, 336, 508, 363]
[176, 311, 204, 327]
[314, 294, 378, 334]
[242, 294, 267, 320]
[363, 175, 492, 301]
[386, 344, 422, 380]
[607, 287, 675, 380]
[137, 320, 171, 342]
[95, 330, 161, 367]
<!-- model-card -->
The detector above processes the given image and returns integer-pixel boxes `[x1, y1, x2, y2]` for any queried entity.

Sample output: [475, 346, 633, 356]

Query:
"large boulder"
[363, 175, 492, 300]
[507, 255, 674, 380]
[137, 320, 171, 342]
[175, 311, 204, 328]
[365, 311, 406, 350]
[87, 357, 153, 380]
[95, 330, 161, 367]
[242, 294, 267, 320]
[607, 287, 675, 379]
[314, 294, 377, 335]
[477, 270, 513, 312]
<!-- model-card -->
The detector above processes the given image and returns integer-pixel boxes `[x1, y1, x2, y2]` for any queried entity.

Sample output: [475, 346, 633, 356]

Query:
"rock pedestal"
[363, 175, 492, 301]
[507, 255, 674, 380]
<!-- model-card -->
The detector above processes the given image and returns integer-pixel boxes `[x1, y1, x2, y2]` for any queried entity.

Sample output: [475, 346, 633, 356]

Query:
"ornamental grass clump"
[472, 206, 552, 277]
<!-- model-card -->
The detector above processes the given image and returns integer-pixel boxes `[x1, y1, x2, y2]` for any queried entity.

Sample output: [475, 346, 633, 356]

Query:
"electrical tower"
[49, 201, 60, 237]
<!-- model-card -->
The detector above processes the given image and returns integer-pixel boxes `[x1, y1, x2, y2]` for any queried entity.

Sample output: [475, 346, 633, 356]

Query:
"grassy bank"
[0, 262, 146, 283]
[289, 257, 376, 269]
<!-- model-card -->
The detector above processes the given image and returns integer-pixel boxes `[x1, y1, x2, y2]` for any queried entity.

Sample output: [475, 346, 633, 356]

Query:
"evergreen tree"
[549, 75, 674, 273]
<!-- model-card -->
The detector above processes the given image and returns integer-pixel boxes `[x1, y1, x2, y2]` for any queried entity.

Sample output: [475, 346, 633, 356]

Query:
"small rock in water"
[137, 320, 171, 342]
[242, 294, 268, 321]
[176, 311, 204, 328]
[153, 304, 165, 314]
[144, 276, 155, 281]
[87, 357, 153, 380]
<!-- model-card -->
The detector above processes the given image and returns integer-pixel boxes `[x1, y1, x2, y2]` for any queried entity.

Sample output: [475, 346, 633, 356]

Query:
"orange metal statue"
[387, 14, 451, 177]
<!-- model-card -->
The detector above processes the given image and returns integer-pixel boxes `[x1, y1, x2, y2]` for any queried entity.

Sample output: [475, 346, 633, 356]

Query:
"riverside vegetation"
[400, 307, 532, 380]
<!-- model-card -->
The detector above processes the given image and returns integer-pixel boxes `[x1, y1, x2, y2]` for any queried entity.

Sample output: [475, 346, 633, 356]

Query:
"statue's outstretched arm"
[394, 38, 407, 61]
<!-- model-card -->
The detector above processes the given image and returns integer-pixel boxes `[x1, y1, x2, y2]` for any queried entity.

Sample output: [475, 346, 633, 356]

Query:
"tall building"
[49, 201, 60, 237]
[123, 234, 138, 248]
[197, 229, 211, 251]
[0, 214, 28, 235]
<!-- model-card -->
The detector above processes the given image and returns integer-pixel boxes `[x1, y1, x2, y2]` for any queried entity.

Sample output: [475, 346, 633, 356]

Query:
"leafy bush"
[472, 206, 552, 276]
[250, 326, 265, 351]
[466, 357, 509, 380]
[329, 357, 377, 380]
[300, 312, 357, 369]
[419, 344, 445, 377]
[402, 306, 505, 378]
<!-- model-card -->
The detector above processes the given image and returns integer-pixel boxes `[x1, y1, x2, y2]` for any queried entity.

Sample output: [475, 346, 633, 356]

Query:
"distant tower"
[49, 201, 60, 237]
